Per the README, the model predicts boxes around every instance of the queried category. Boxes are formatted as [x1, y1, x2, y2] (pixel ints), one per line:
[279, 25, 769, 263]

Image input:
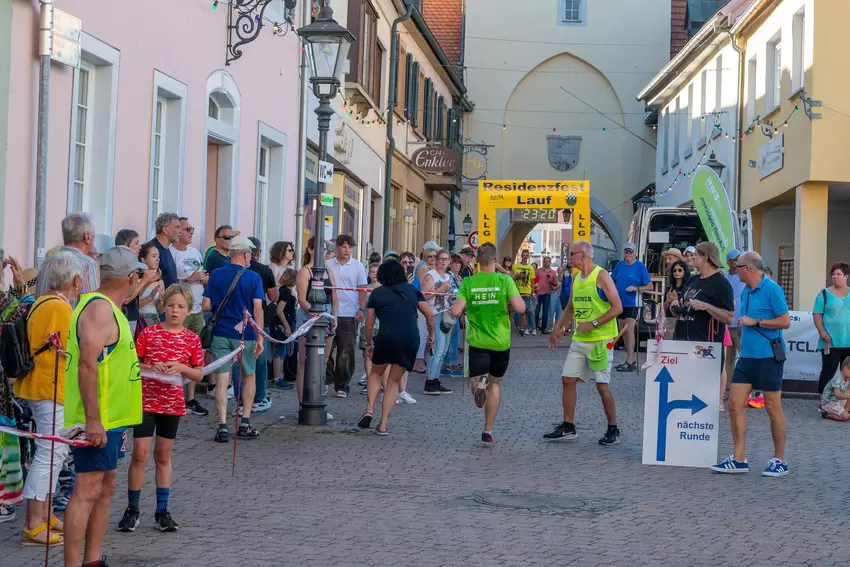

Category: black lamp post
[462, 214, 473, 235]
[705, 151, 726, 179]
[296, 0, 354, 426]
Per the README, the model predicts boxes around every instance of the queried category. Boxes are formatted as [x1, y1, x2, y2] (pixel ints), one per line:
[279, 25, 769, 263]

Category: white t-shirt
[326, 256, 368, 317]
[425, 269, 451, 310]
[170, 245, 204, 314]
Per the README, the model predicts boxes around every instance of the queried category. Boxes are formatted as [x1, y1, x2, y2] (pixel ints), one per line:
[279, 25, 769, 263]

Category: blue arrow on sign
[655, 367, 708, 462]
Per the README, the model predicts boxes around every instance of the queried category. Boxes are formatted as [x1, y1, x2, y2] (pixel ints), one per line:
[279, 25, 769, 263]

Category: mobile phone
[405, 264, 414, 277]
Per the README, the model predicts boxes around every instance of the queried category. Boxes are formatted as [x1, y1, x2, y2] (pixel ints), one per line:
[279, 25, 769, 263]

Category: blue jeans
[549, 292, 560, 326]
[514, 296, 534, 331]
[231, 331, 269, 403]
[445, 322, 460, 366]
[426, 313, 452, 379]
[535, 293, 551, 330]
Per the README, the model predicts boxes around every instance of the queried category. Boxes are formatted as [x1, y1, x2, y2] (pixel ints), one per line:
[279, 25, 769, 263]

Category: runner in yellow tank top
[544, 240, 624, 446]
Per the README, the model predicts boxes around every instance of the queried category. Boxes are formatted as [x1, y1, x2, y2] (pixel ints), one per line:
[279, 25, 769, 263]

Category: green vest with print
[571, 266, 618, 342]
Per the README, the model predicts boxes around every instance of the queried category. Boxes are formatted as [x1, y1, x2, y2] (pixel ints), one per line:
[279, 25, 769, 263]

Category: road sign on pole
[642, 340, 720, 468]
[468, 231, 479, 249]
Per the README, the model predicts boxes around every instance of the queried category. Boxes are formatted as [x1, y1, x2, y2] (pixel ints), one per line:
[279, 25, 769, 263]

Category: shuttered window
[423, 78, 432, 139]
[436, 97, 445, 143]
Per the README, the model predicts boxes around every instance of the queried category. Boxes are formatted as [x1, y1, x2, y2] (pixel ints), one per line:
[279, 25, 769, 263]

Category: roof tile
[421, 0, 463, 77]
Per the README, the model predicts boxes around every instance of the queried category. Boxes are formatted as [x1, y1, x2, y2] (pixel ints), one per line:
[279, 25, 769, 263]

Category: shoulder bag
[199, 268, 245, 349]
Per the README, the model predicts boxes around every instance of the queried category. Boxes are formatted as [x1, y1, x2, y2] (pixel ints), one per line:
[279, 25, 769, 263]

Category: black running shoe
[117, 507, 140, 532]
[480, 432, 495, 446]
[186, 399, 209, 416]
[543, 422, 578, 442]
[423, 379, 441, 395]
[214, 426, 229, 443]
[357, 413, 373, 429]
[435, 380, 453, 394]
[237, 423, 260, 438]
[599, 426, 621, 446]
[154, 508, 179, 532]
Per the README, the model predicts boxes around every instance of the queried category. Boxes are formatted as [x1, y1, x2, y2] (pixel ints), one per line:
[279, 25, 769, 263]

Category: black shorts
[132, 412, 181, 440]
[372, 336, 418, 372]
[732, 358, 784, 392]
[618, 307, 640, 320]
[468, 346, 511, 378]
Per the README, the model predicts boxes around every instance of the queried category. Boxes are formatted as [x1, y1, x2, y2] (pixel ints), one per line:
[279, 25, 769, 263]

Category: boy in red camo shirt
[117, 284, 204, 533]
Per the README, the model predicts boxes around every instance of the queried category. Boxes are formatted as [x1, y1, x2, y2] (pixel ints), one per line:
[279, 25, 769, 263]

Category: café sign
[411, 147, 459, 174]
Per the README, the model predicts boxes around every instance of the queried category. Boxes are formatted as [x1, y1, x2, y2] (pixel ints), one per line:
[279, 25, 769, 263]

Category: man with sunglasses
[171, 217, 209, 416]
[610, 243, 652, 372]
[204, 225, 238, 274]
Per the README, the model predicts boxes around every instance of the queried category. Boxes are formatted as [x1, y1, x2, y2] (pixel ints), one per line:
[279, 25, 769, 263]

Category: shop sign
[411, 147, 460, 174]
[758, 132, 784, 179]
[462, 146, 489, 182]
[320, 194, 334, 207]
[305, 149, 319, 183]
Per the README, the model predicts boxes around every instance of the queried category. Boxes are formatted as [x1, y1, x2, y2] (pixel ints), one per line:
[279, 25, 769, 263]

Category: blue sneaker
[710, 455, 749, 474]
[762, 458, 789, 477]
[270, 379, 294, 391]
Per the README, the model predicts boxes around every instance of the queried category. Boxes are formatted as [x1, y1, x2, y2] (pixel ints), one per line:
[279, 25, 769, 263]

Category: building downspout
[34, 0, 53, 267]
[382, 0, 414, 250]
[728, 29, 745, 229]
[294, 0, 311, 267]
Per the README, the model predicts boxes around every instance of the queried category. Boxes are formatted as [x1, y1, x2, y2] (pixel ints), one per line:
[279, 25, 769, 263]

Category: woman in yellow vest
[63, 246, 143, 567]
[545, 240, 624, 447]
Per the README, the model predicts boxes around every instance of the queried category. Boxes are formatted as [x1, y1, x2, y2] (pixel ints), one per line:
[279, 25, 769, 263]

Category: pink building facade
[5, 0, 301, 262]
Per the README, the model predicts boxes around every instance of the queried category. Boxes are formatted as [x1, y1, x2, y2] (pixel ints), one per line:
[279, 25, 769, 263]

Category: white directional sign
[642, 340, 720, 469]
[318, 160, 334, 184]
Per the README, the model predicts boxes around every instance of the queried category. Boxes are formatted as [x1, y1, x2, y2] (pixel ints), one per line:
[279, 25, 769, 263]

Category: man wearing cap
[459, 247, 476, 278]
[663, 248, 684, 272]
[724, 249, 747, 394]
[683, 246, 698, 275]
[63, 246, 144, 567]
[673, 242, 734, 346]
[202, 234, 265, 442]
[610, 242, 653, 371]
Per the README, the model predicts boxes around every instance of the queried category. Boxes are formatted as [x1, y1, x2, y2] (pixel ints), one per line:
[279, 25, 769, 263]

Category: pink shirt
[536, 267, 558, 294]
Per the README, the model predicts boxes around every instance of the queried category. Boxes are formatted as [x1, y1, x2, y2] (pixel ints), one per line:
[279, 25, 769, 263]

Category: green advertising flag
[690, 165, 737, 261]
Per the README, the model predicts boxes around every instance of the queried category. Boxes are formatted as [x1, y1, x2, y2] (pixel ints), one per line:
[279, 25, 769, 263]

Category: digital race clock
[510, 209, 560, 223]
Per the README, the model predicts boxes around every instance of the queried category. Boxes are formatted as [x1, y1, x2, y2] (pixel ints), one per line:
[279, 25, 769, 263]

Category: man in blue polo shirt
[610, 242, 653, 371]
[147, 212, 181, 288]
[711, 251, 790, 478]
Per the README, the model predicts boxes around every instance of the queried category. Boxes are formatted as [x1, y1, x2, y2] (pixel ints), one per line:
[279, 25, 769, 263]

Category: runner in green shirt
[451, 243, 526, 446]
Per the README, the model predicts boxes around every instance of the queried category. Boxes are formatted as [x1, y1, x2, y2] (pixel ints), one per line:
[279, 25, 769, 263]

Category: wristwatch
[592, 319, 599, 328]
[755, 319, 761, 328]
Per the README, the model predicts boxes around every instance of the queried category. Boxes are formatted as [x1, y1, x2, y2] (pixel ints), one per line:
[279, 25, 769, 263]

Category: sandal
[374, 422, 388, 436]
[49, 515, 64, 533]
[21, 523, 64, 546]
[615, 362, 636, 372]
[357, 412, 373, 429]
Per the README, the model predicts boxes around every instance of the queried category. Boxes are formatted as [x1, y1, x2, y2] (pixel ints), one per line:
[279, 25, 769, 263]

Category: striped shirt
[35, 246, 99, 304]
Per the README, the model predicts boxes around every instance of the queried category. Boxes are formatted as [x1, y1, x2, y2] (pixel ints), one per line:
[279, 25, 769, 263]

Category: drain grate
[458, 489, 620, 516]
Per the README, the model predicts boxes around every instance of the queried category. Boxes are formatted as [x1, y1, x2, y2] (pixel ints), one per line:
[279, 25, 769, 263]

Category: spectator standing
[268, 240, 295, 285]
[115, 229, 151, 334]
[611, 242, 653, 371]
[712, 251, 790, 477]
[170, 217, 209, 416]
[421, 249, 454, 395]
[724, 249, 746, 399]
[147, 212, 180, 288]
[535, 256, 558, 333]
[672, 242, 734, 347]
[202, 234, 265, 442]
[35, 213, 99, 301]
[663, 260, 691, 340]
[683, 246, 698, 275]
[14, 253, 82, 545]
[511, 249, 535, 336]
[203, 225, 237, 273]
[813, 262, 850, 398]
[663, 248, 684, 272]
[272, 268, 298, 390]
[63, 246, 144, 567]
[459, 247, 476, 278]
[137, 243, 165, 326]
[325, 234, 368, 397]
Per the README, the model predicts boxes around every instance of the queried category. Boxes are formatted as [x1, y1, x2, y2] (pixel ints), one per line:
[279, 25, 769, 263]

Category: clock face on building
[510, 209, 559, 223]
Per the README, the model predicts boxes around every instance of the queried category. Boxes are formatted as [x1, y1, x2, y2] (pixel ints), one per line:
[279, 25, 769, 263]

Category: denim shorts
[732, 357, 784, 392]
[70, 429, 127, 473]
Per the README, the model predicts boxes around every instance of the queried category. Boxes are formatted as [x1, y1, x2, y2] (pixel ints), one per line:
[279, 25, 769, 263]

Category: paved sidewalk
[1, 335, 841, 566]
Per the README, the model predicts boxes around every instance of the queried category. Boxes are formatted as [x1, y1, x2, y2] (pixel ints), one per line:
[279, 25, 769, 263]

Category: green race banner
[690, 165, 737, 261]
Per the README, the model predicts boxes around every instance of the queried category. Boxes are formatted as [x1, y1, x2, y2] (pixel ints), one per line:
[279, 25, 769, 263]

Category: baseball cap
[383, 250, 400, 261]
[684, 246, 696, 255]
[422, 240, 439, 251]
[100, 246, 147, 278]
[228, 234, 254, 251]
[460, 247, 475, 256]
[247, 236, 261, 251]
[726, 248, 742, 261]
[623, 242, 636, 252]
[695, 241, 722, 268]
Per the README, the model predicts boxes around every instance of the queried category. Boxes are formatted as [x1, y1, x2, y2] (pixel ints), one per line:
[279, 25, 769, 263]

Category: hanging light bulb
[502, 124, 506, 130]
[212, 0, 218, 8]
[602, 128, 607, 133]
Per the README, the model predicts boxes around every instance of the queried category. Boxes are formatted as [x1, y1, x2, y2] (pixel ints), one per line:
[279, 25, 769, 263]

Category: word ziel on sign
[642, 341, 720, 469]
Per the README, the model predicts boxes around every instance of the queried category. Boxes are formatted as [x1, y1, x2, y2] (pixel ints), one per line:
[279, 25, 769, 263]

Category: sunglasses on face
[287, 248, 294, 252]
[427, 254, 436, 259]
[624, 249, 635, 254]
[219, 235, 234, 241]
[673, 269, 685, 274]
[184, 227, 195, 234]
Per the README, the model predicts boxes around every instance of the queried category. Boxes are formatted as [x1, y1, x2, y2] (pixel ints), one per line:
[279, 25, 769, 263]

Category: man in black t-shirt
[674, 241, 734, 344]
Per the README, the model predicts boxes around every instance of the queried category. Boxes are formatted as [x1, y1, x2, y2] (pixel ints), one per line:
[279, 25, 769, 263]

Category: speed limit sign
[468, 231, 479, 249]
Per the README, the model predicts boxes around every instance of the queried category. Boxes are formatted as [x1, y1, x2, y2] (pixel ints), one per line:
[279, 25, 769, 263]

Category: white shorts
[823, 401, 848, 418]
[561, 339, 613, 384]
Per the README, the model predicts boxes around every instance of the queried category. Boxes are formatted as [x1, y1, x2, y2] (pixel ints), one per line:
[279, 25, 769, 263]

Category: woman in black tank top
[294, 237, 339, 404]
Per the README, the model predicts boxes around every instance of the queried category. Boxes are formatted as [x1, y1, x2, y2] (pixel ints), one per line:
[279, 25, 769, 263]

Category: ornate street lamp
[462, 214, 473, 235]
[705, 151, 726, 179]
[296, 0, 355, 426]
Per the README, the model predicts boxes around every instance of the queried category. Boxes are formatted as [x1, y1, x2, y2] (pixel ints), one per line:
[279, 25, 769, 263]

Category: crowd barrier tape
[0, 425, 93, 447]
[322, 284, 456, 297]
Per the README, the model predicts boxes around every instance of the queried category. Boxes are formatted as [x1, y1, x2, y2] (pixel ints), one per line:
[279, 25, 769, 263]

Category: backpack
[0, 297, 59, 378]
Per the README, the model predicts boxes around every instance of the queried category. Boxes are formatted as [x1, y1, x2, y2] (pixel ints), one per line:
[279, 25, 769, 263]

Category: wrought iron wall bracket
[226, 0, 297, 65]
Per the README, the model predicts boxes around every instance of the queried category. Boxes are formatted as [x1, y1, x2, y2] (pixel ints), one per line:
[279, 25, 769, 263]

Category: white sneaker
[327, 412, 334, 420]
[226, 386, 234, 400]
[254, 397, 272, 412]
[358, 373, 367, 386]
[397, 391, 417, 404]
[531, 329, 538, 336]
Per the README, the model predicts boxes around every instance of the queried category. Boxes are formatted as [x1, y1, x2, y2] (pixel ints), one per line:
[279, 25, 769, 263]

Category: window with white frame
[746, 56, 757, 123]
[149, 97, 166, 225]
[686, 84, 694, 153]
[792, 9, 805, 92]
[254, 144, 270, 255]
[208, 97, 220, 120]
[662, 107, 669, 172]
[767, 34, 782, 112]
[402, 198, 419, 253]
[71, 63, 94, 213]
[698, 70, 707, 143]
[563, 0, 581, 22]
[430, 215, 442, 247]
[672, 98, 680, 165]
[67, 33, 120, 234]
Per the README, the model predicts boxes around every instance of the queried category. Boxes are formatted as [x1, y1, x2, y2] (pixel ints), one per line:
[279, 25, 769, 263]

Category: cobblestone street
[1, 335, 841, 566]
